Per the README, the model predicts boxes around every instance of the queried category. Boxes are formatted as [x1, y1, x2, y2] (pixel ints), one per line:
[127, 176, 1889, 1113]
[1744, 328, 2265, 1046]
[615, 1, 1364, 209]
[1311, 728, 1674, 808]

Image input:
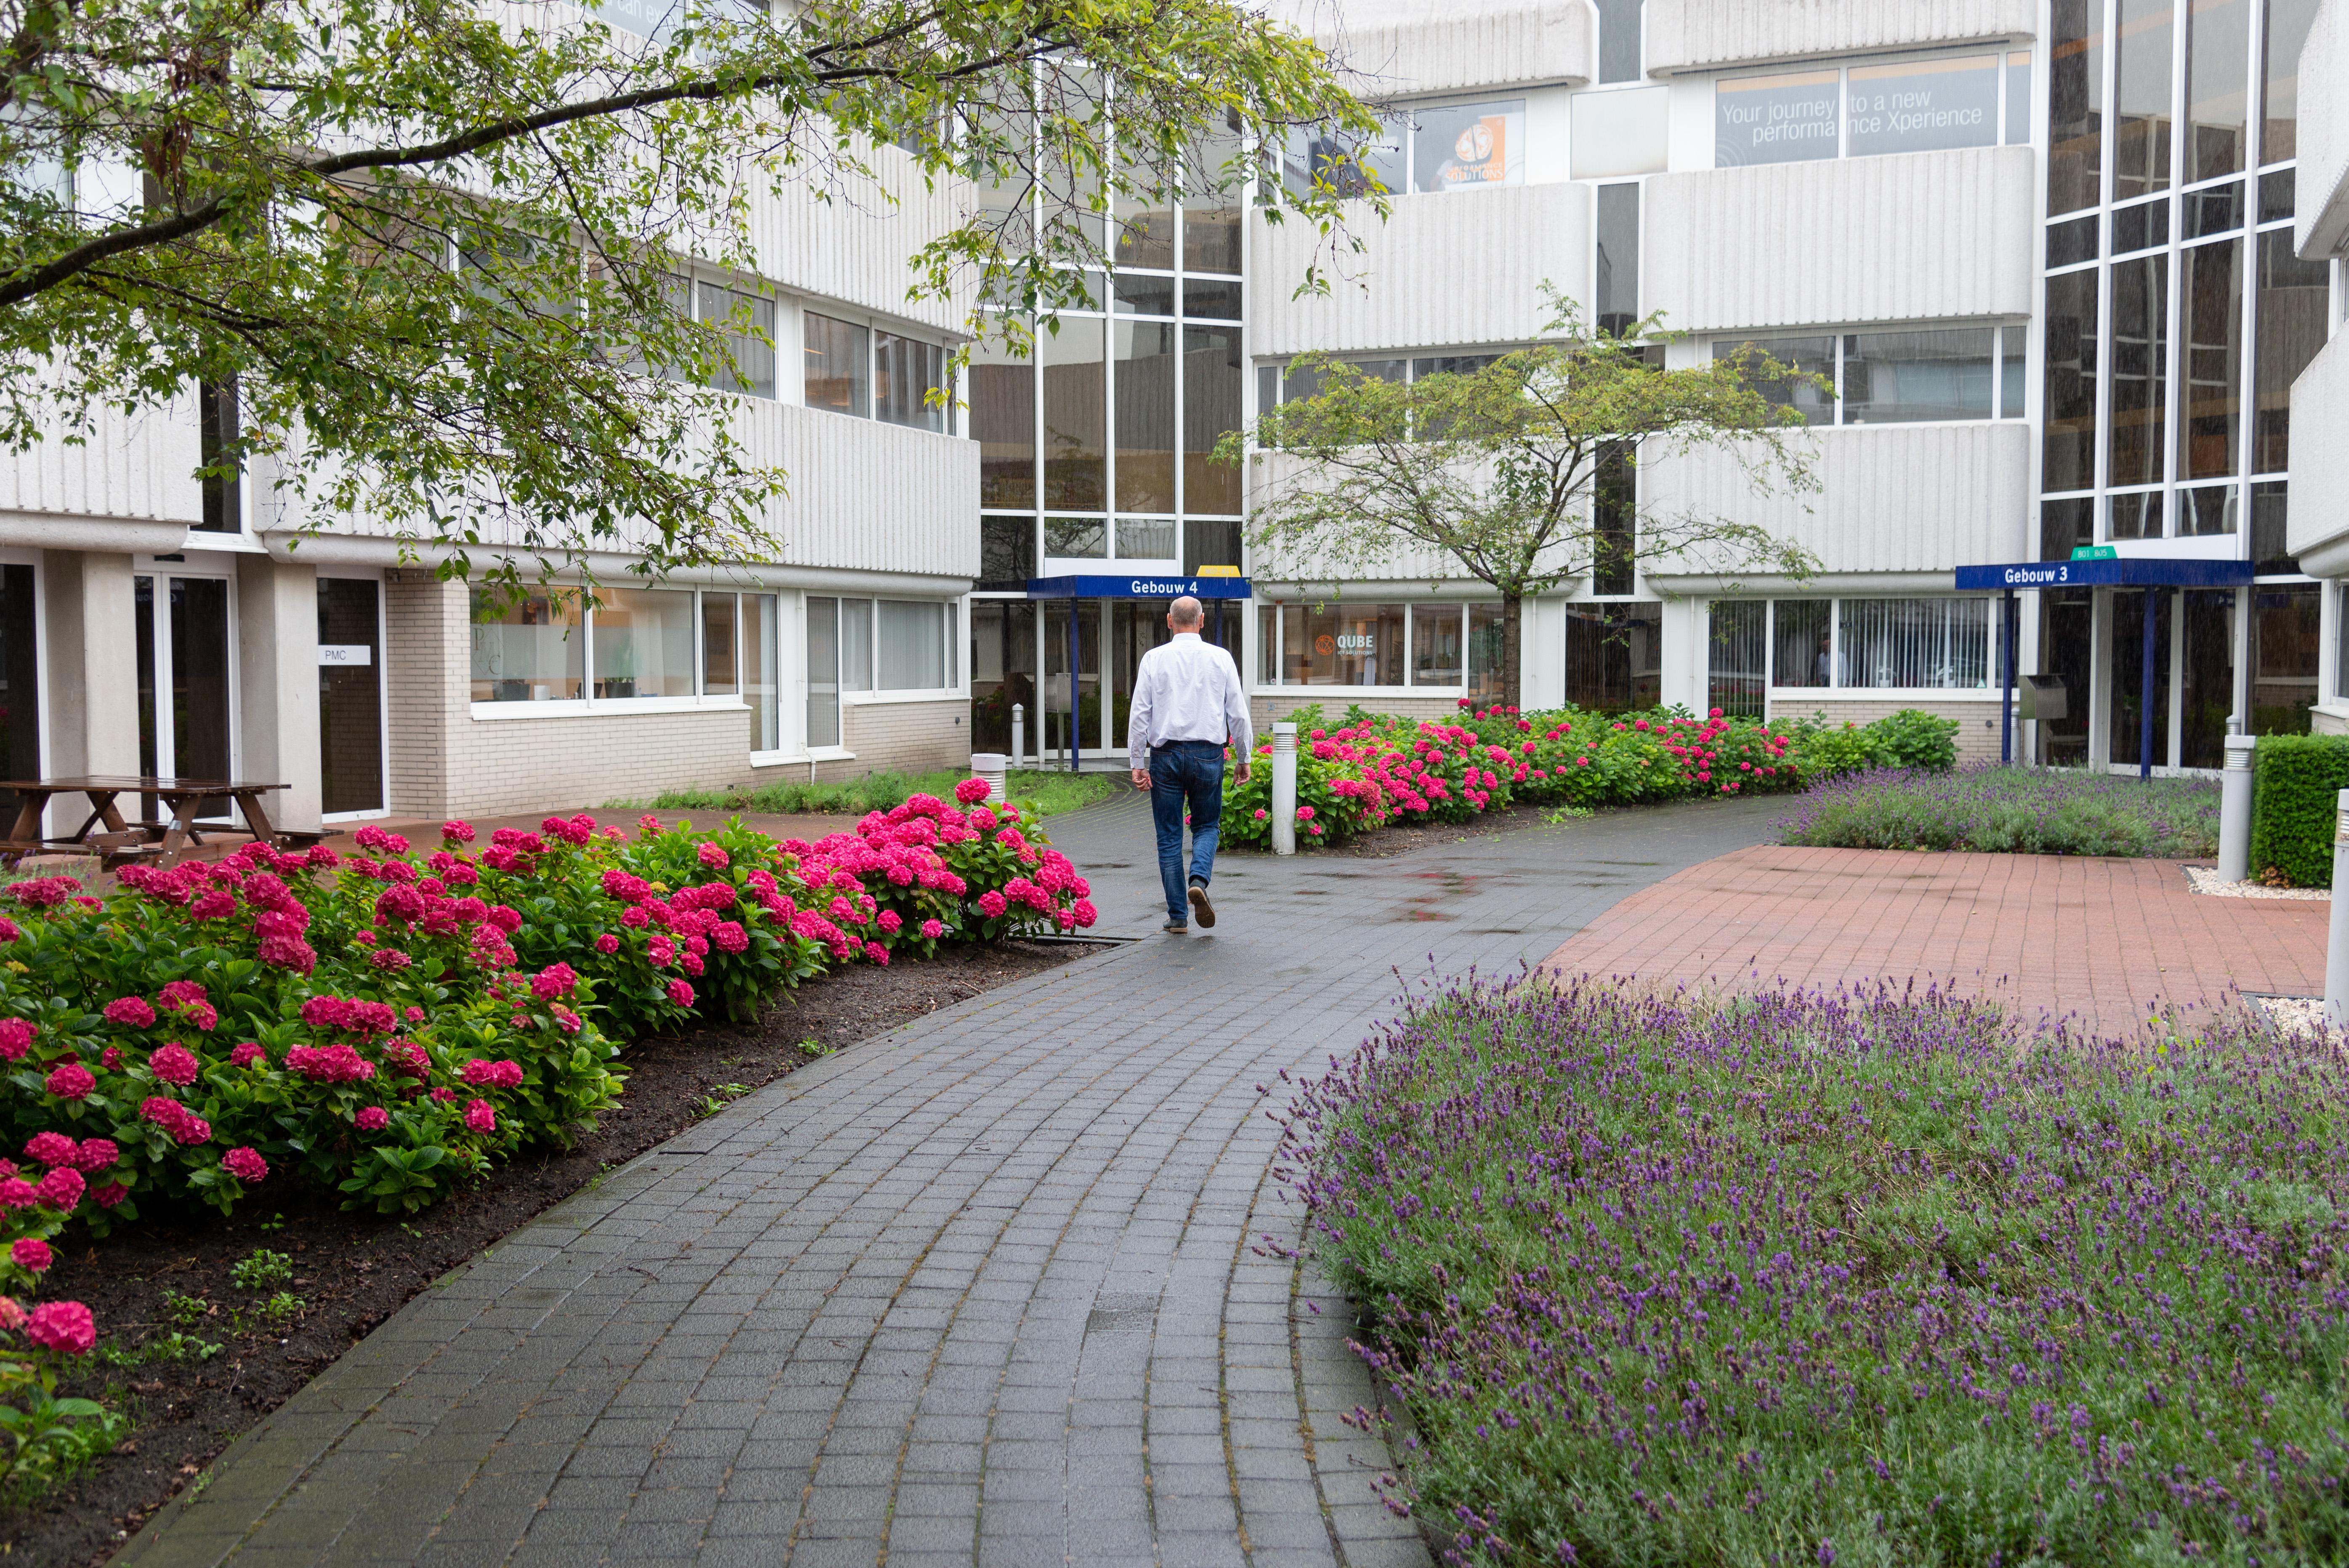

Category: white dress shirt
[1126, 633, 1254, 769]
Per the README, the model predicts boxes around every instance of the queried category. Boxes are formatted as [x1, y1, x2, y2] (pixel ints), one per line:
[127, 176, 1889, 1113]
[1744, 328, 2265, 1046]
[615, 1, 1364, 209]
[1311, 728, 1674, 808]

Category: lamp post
[1271, 724, 1297, 856]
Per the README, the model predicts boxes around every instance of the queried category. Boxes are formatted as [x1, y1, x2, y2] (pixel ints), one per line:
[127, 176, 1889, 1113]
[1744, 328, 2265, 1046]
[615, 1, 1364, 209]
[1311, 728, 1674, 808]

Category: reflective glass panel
[469, 587, 583, 702]
[2185, 0, 2251, 182]
[1716, 71, 1840, 167]
[1845, 56, 1999, 157]
[2179, 237, 2244, 479]
[1842, 327, 1995, 423]
[1412, 99, 1527, 191]
[592, 588, 695, 699]
[2048, 0, 2106, 215]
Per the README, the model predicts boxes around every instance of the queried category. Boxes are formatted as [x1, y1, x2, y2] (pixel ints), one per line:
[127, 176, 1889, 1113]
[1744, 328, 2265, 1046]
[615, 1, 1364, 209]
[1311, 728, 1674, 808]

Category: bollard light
[1011, 704, 1024, 771]
[2327, 789, 2349, 1032]
[969, 752, 1008, 804]
[2218, 734, 2256, 884]
[1271, 723, 1298, 856]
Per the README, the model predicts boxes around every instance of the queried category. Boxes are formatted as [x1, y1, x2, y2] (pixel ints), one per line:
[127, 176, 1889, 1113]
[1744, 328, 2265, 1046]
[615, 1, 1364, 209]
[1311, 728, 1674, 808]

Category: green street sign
[2070, 545, 2118, 561]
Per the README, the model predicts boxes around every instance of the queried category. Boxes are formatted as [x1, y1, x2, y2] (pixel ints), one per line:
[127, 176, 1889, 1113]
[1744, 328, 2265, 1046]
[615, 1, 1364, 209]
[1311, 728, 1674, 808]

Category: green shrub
[2249, 733, 2349, 886]
[1786, 707, 1961, 781]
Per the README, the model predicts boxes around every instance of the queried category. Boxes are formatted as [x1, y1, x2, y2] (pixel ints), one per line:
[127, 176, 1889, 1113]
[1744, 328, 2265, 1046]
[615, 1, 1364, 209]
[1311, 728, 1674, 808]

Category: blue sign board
[1025, 574, 1253, 601]
[1954, 557, 2256, 591]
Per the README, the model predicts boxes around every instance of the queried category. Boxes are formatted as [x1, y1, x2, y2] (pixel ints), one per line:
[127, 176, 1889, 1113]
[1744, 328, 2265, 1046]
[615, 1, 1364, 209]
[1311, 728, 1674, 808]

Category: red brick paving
[1540, 845, 2330, 1038]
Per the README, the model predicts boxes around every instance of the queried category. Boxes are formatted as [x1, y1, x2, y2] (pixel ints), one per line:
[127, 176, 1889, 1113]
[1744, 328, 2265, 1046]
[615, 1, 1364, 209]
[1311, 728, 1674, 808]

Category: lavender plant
[1779, 765, 2221, 858]
[1282, 977, 2349, 1565]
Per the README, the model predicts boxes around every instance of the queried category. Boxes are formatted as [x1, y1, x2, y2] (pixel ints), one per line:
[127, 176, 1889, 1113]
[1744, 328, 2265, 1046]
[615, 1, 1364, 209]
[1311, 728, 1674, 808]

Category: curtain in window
[1837, 598, 1991, 688]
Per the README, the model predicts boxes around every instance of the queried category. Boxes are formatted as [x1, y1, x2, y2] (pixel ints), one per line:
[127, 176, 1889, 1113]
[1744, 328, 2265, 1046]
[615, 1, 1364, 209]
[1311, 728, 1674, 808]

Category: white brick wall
[1766, 694, 2008, 765]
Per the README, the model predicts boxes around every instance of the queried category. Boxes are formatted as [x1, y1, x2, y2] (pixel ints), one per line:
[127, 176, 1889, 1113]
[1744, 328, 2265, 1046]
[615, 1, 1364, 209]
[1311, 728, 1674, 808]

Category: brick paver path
[121, 795, 1789, 1568]
[1540, 844, 2329, 1035]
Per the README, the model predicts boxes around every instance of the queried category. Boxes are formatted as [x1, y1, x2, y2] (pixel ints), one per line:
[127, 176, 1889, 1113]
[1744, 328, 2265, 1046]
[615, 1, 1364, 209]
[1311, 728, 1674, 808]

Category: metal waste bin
[2019, 673, 2067, 723]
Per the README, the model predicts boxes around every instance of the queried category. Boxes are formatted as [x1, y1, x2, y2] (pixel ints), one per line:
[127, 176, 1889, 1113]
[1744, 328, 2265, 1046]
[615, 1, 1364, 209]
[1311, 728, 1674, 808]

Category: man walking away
[1127, 596, 1253, 934]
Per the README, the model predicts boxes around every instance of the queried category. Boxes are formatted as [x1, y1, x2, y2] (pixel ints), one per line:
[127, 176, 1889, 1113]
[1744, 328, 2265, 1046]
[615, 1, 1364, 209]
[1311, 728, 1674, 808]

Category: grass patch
[1778, 763, 2220, 856]
[625, 768, 1118, 821]
[1288, 977, 2349, 1566]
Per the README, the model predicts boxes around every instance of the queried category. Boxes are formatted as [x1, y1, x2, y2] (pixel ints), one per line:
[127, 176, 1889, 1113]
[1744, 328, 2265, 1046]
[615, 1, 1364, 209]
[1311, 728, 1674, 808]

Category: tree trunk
[1500, 591, 1522, 713]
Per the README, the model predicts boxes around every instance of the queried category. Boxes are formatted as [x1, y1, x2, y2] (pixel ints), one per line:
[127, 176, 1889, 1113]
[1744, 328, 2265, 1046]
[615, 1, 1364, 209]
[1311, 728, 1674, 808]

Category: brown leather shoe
[1188, 882, 1215, 929]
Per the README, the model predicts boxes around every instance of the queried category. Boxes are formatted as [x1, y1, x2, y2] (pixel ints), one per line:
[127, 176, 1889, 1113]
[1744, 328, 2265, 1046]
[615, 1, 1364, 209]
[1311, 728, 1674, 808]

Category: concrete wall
[745, 144, 972, 338]
[1644, 146, 2035, 333]
[38, 551, 141, 789]
[1644, 0, 2037, 75]
[1641, 422, 2033, 579]
[1268, 0, 1594, 96]
[1247, 182, 1592, 359]
[2298, 0, 2347, 258]
[0, 393, 201, 528]
[1767, 693, 2008, 765]
[2287, 334, 2349, 571]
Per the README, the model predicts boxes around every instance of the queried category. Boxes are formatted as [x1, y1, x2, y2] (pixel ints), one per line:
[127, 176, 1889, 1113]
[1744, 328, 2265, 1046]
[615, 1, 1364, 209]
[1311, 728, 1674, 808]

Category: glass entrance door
[1040, 601, 1101, 763]
[318, 578, 384, 815]
[135, 574, 235, 817]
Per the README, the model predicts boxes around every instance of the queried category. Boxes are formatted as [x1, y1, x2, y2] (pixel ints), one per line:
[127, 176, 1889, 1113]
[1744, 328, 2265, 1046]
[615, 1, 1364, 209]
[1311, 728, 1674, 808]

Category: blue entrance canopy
[1954, 557, 2255, 591]
[1024, 574, 1252, 600]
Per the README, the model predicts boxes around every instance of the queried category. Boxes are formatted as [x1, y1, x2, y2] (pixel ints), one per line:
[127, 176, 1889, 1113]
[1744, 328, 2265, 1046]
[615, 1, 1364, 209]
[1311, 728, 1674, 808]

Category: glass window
[1412, 603, 1462, 686]
[1594, 184, 1639, 335]
[2252, 479, 2295, 574]
[1409, 354, 1502, 381]
[1115, 517, 1175, 560]
[1707, 600, 1765, 717]
[2000, 324, 2027, 417]
[973, 334, 1035, 509]
[2113, 0, 2175, 201]
[1771, 599, 1832, 688]
[2254, 229, 2328, 471]
[2004, 50, 2032, 145]
[1258, 603, 1280, 684]
[469, 587, 583, 702]
[1715, 71, 1840, 167]
[1112, 165, 1177, 272]
[2106, 254, 2169, 487]
[806, 595, 839, 748]
[698, 282, 775, 398]
[701, 592, 738, 695]
[1113, 271, 1178, 317]
[1594, 445, 1635, 594]
[747, 593, 779, 752]
[1184, 518, 1243, 575]
[2042, 268, 2100, 491]
[1041, 317, 1106, 510]
[2185, 0, 2251, 183]
[1411, 100, 1527, 192]
[1713, 335, 1836, 425]
[2179, 237, 2244, 479]
[1571, 88, 1668, 180]
[2048, 0, 2105, 215]
[1594, 0, 1643, 83]
[2048, 213, 2100, 268]
[1182, 115, 1245, 274]
[593, 587, 694, 699]
[1279, 601, 1407, 685]
[1114, 319, 1176, 513]
[1281, 118, 1406, 199]
[1044, 516, 1107, 558]
[804, 312, 869, 415]
[1567, 602, 1663, 713]
[196, 380, 239, 533]
[2184, 180, 2246, 237]
[2260, 166, 2296, 220]
[1838, 598, 1991, 688]
[2178, 481, 2238, 534]
[0, 566, 37, 810]
[1842, 327, 1995, 423]
[840, 598, 872, 692]
[878, 601, 947, 690]
[875, 332, 947, 431]
[2262, 0, 2320, 164]
[2113, 197, 2171, 253]
[2042, 496, 2096, 558]
[2252, 583, 2319, 734]
[2109, 489, 2164, 539]
[1467, 603, 1506, 704]
[1183, 323, 1243, 517]
[981, 515, 1036, 584]
[1182, 281, 1241, 321]
[1845, 56, 1998, 158]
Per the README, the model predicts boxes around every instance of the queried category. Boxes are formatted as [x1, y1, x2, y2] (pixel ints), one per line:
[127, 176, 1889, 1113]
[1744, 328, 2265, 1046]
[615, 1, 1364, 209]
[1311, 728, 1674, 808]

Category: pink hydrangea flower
[463, 1099, 496, 1133]
[0, 1297, 22, 1329]
[74, 1139, 117, 1172]
[978, 890, 1007, 919]
[23, 1133, 74, 1169]
[230, 1042, 264, 1068]
[594, 933, 619, 955]
[954, 777, 992, 804]
[221, 1147, 268, 1183]
[43, 1064, 94, 1101]
[531, 962, 578, 1000]
[920, 918, 945, 940]
[0, 1019, 31, 1061]
[34, 1167, 82, 1209]
[460, 1059, 524, 1090]
[865, 941, 889, 965]
[666, 980, 694, 1008]
[101, 996, 156, 1029]
[93, 1183, 128, 1208]
[697, 841, 730, 870]
[27, 1300, 94, 1355]
[355, 1106, 390, 1132]
[9, 1239, 47, 1274]
[148, 1044, 201, 1087]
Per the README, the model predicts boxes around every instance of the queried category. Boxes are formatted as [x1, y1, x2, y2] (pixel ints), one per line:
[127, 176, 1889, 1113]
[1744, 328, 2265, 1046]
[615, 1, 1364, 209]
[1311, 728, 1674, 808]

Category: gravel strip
[2184, 866, 2330, 901]
[2261, 996, 2339, 1037]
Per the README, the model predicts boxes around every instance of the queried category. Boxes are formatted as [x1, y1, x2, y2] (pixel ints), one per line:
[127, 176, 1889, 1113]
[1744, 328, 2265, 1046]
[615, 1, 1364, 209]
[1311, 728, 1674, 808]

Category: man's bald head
[1169, 596, 1204, 630]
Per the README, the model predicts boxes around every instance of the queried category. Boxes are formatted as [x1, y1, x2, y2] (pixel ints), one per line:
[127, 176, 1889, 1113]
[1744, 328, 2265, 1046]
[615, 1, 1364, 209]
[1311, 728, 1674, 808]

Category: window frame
[468, 584, 762, 721]
[1711, 47, 2036, 170]
[1707, 322, 2029, 427]
[801, 592, 968, 710]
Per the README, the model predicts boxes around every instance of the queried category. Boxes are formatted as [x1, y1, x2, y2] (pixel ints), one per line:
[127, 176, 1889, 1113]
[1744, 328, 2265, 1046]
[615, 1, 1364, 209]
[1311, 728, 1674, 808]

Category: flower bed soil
[5, 938, 1103, 1567]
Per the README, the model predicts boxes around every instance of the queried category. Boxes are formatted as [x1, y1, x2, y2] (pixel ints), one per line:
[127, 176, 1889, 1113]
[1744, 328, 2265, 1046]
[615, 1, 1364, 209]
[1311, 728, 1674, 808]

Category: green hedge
[2249, 733, 2349, 886]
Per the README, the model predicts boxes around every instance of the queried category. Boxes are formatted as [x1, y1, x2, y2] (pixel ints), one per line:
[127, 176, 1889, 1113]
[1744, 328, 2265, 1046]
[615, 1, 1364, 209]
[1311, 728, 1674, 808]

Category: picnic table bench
[0, 776, 293, 871]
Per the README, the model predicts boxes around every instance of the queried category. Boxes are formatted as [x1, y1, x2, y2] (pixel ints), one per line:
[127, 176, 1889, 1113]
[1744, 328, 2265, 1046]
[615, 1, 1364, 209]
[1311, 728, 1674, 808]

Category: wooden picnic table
[0, 776, 291, 870]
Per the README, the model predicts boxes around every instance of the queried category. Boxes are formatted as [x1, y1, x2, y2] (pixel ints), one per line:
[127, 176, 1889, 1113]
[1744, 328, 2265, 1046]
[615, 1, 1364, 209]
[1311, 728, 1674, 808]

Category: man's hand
[1235, 762, 1252, 785]
[1131, 768, 1151, 790]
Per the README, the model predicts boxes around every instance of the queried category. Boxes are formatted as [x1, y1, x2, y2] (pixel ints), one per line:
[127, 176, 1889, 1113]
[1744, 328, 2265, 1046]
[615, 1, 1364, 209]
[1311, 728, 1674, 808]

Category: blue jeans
[1149, 740, 1225, 925]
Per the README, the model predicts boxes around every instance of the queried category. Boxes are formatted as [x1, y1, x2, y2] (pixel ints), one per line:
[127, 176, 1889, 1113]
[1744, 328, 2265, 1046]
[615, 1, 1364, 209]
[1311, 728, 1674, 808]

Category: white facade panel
[745, 146, 972, 338]
[2287, 335, 2349, 573]
[745, 401, 980, 579]
[1644, 146, 2034, 333]
[1246, 182, 1593, 359]
[1269, 0, 1593, 96]
[1644, 0, 2036, 76]
[1639, 421, 2031, 578]
[2298, 0, 2349, 258]
[0, 391, 202, 525]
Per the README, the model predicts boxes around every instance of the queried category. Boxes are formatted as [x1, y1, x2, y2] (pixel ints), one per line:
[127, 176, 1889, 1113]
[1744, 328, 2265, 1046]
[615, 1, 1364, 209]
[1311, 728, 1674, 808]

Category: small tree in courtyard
[1218, 290, 1824, 713]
